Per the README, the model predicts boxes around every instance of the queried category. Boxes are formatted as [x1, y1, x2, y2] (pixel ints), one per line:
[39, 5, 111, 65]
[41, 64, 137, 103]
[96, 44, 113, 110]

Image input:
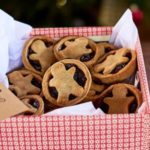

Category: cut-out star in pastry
[8, 71, 41, 97]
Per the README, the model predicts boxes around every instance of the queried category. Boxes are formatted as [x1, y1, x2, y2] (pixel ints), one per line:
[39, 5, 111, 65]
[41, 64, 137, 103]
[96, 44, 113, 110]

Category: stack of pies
[7, 35, 142, 115]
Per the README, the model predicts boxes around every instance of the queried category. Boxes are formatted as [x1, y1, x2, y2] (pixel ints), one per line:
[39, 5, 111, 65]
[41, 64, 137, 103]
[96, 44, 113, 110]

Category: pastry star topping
[103, 84, 134, 114]
[49, 62, 84, 104]
[60, 37, 92, 59]
[94, 48, 130, 74]
[9, 71, 40, 97]
[29, 40, 54, 72]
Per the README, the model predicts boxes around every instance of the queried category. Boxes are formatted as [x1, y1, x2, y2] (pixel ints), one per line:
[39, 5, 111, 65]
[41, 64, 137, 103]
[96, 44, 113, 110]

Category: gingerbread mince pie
[53, 36, 103, 68]
[96, 42, 118, 63]
[8, 70, 42, 97]
[92, 48, 137, 84]
[93, 83, 142, 114]
[97, 42, 117, 55]
[22, 36, 56, 75]
[83, 79, 107, 102]
[42, 59, 92, 107]
[21, 95, 44, 115]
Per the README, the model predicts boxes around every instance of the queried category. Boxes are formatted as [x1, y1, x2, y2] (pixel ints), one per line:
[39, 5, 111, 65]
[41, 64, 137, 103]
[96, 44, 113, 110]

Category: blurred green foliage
[1, 0, 100, 27]
[0, 0, 150, 27]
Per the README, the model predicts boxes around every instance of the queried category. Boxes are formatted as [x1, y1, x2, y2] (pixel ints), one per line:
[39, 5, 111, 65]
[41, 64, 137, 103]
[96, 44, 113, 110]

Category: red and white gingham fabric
[0, 27, 150, 150]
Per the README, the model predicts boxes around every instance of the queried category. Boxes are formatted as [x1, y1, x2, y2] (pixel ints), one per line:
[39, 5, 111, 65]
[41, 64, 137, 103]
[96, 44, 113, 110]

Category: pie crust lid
[42, 59, 92, 107]
[53, 36, 103, 67]
[22, 36, 56, 75]
[93, 83, 142, 114]
[8, 69, 42, 97]
[92, 48, 137, 84]
[21, 95, 44, 115]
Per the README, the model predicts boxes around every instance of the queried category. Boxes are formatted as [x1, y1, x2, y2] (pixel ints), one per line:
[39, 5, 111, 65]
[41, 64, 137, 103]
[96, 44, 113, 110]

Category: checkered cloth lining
[0, 27, 149, 150]
[0, 115, 149, 150]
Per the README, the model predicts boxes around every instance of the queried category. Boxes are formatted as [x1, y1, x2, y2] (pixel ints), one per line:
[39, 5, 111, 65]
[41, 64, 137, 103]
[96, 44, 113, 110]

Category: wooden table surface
[141, 42, 150, 87]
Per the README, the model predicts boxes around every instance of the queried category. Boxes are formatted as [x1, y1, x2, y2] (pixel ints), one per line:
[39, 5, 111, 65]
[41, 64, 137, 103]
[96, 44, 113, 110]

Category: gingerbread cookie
[22, 36, 56, 75]
[94, 84, 142, 114]
[42, 59, 92, 107]
[92, 48, 136, 84]
[53, 36, 103, 68]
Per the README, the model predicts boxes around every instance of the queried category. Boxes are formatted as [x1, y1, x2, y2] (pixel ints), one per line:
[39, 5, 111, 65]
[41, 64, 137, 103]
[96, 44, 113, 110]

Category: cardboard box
[0, 27, 149, 150]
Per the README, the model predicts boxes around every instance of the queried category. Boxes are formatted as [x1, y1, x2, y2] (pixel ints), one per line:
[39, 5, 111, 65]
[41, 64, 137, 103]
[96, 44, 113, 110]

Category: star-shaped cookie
[8, 70, 42, 97]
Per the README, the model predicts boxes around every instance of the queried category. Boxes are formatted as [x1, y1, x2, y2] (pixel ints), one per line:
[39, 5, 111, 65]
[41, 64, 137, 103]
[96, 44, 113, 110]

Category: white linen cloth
[0, 9, 32, 87]
[44, 102, 105, 115]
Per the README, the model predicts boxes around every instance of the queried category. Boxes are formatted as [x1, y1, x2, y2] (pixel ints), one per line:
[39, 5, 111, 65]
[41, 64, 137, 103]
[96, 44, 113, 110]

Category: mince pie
[8, 70, 42, 97]
[22, 36, 56, 75]
[21, 95, 44, 115]
[42, 59, 92, 107]
[94, 84, 142, 114]
[84, 79, 107, 102]
[97, 42, 117, 55]
[92, 48, 136, 84]
[53, 36, 103, 67]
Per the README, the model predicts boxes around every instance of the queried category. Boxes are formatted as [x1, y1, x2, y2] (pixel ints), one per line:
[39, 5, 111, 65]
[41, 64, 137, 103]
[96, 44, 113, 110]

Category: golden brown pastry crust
[97, 42, 117, 54]
[92, 48, 137, 84]
[8, 69, 42, 97]
[22, 36, 56, 75]
[83, 80, 107, 102]
[93, 83, 142, 114]
[42, 59, 92, 107]
[21, 95, 44, 115]
[53, 36, 103, 68]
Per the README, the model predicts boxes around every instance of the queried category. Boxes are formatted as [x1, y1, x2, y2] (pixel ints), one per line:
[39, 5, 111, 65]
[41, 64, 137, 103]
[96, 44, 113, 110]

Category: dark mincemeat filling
[129, 100, 138, 113]
[49, 87, 58, 99]
[80, 51, 95, 62]
[74, 67, 87, 87]
[100, 91, 113, 113]
[28, 48, 42, 71]
[49, 87, 77, 101]
[127, 90, 138, 113]
[45, 41, 53, 47]
[58, 43, 66, 51]
[49, 63, 87, 100]
[29, 99, 40, 109]
[10, 89, 17, 96]
[31, 77, 42, 89]
[24, 99, 39, 115]
[105, 47, 113, 53]
[80, 44, 94, 62]
[65, 64, 87, 87]
[69, 94, 77, 100]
